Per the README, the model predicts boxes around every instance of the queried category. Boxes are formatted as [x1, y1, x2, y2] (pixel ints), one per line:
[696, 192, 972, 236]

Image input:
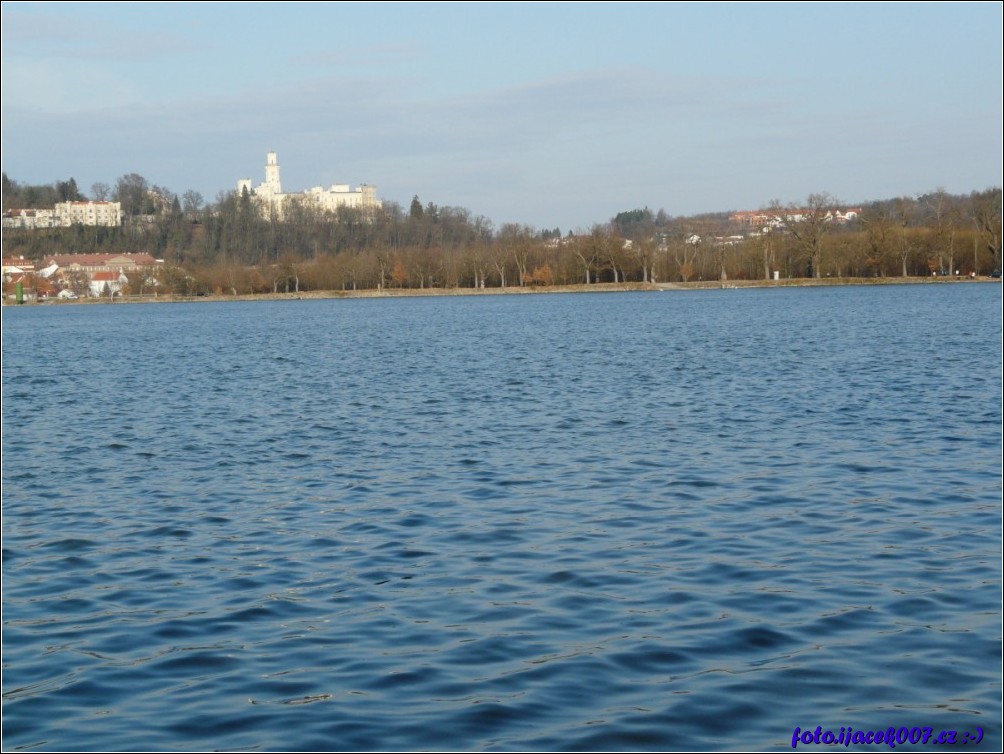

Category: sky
[2, 1, 1001, 232]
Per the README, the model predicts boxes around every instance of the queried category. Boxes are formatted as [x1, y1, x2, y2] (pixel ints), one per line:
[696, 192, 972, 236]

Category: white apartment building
[237, 151, 381, 217]
[2, 201, 122, 229]
[2, 208, 57, 229]
[55, 201, 122, 227]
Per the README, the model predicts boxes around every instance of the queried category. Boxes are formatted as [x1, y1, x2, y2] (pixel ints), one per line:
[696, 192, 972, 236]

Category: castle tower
[264, 151, 282, 195]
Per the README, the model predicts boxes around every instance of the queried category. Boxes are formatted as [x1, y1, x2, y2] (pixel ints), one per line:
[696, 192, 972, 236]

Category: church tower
[264, 151, 282, 195]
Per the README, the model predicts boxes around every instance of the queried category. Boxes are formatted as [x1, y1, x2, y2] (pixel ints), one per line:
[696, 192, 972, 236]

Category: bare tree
[497, 224, 535, 287]
[573, 230, 608, 284]
[760, 229, 776, 280]
[672, 233, 702, 282]
[926, 188, 960, 276]
[769, 193, 839, 278]
[113, 173, 155, 216]
[64, 269, 90, 297]
[632, 238, 657, 283]
[489, 243, 511, 288]
[390, 257, 408, 288]
[971, 188, 1002, 274]
[91, 182, 111, 201]
[182, 190, 204, 215]
[604, 237, 628, 283]
[895, 196, 917, 277]
[467, 241, 490, 288]
[859, 203, 898, 277]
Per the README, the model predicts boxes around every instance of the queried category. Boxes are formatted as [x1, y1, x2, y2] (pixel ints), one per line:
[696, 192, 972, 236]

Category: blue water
[2, 285, 1001, 751]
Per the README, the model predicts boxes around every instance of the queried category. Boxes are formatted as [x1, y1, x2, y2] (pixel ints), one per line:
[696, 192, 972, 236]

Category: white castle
[236, 151, 381, 216]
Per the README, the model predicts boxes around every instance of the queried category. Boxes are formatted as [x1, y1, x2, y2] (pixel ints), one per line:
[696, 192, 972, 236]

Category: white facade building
[3, 208, 57, 229]
[2, 202, 122, 229]
[237, 151, 381, 217]
[55, 201, 122, 227]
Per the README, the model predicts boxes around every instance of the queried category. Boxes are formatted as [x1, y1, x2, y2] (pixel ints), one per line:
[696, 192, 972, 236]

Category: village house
[88, 270, 129, 297]
[729, 208, 862, 228]
[38, 253, 163, 297]
[2, 256, 37, 278]
[2, 255, 37, 298]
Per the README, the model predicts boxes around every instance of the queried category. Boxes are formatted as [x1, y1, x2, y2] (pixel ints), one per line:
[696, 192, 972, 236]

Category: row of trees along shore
[3, 172, 1001, 296]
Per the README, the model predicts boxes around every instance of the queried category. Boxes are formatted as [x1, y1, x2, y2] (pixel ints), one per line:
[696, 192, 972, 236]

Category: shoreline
[6, 275, 999, 307]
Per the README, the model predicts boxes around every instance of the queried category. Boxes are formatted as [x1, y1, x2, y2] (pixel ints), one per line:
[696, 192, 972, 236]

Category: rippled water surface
[3, 285, 1001, 751]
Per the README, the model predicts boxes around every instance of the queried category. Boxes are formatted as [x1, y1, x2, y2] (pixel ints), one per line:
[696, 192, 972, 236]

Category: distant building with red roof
[36, 253, 162, 297]
[88, 270, 129, 297]
[730, 208, 862, 228]
[42, 253, 160, 273]
[2, 256, 36, 275]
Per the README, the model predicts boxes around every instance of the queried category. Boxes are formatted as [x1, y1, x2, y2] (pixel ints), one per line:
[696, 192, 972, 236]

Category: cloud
[2, 7, 199, 113]
[2, 62, 998, 230]
[2, 59, 141, 112]
[288, 42, 425, 69]
[1, 9, 195, 62]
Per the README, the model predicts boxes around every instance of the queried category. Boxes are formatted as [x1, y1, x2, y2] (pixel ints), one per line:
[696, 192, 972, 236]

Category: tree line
[3, 171, 1000, 295]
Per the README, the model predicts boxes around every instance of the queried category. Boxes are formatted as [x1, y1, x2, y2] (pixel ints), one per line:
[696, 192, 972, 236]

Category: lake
[2, 284, 1001, 751]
